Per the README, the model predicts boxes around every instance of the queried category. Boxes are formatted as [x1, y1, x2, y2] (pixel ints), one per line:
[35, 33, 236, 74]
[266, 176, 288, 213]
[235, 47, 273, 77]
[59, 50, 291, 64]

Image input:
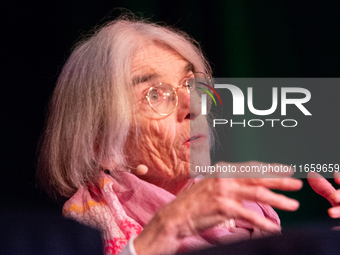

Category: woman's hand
[134, 161, 303, 255]
[308, 171, 340, 218]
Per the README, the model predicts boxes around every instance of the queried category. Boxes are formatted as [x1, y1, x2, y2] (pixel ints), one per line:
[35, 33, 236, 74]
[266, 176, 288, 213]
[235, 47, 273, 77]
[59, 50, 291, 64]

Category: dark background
[2, 0, 340, 228]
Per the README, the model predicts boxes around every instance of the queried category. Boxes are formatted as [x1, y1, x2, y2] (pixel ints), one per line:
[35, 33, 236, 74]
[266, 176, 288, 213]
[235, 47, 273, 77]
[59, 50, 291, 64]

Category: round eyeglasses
[143, 72, 211, 117]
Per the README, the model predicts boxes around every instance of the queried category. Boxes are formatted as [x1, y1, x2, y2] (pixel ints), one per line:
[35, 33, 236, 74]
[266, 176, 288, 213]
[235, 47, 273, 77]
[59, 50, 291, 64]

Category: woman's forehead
[130, 43, 193, 85]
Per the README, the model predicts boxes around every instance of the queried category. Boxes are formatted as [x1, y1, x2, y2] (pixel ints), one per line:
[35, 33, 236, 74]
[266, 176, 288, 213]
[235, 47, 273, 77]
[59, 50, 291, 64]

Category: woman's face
[126, 42, 211, 194]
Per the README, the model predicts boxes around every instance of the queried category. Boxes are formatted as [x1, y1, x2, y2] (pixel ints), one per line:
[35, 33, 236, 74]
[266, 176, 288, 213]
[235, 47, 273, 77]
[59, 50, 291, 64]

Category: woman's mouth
[189, 136, 200, 141]
[184, 135, 205, 146]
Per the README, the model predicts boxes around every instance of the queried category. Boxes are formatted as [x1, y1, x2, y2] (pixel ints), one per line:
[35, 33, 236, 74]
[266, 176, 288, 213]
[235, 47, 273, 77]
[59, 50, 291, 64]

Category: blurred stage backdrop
[2, 0, 340, 228]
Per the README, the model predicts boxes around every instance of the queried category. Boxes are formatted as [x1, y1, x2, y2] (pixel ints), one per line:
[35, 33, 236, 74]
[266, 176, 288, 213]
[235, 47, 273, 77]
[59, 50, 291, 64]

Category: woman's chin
[190, 143, 211, 173]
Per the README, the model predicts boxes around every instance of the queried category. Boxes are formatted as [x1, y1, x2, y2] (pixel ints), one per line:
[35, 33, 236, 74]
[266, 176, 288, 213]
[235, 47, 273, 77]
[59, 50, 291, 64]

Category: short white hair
[37, 15, 213, 199]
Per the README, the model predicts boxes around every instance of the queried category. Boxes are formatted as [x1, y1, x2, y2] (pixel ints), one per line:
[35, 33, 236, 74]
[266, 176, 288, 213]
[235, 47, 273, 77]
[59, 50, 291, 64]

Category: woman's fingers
[334, 172, 340, 185]
[239, 177, 303, 191]
[220, 200, 281, 232]
[328, 206, 340, 218]
[329, 189, 340, 205]
[228, 183, 300, 211]
[307, 172, 340, 219]
[307, 172, 336, 205]
[164, 167, 302, 239]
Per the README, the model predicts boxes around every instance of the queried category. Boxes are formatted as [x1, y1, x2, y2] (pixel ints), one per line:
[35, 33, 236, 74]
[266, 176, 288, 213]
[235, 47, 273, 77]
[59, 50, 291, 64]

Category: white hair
[37, 15, 213, 200]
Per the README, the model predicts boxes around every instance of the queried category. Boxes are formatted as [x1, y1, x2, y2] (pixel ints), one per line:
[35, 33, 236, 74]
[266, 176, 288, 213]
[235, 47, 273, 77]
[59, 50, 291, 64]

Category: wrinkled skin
[123, 42, 302, 255]
[125, 42, 211, 195]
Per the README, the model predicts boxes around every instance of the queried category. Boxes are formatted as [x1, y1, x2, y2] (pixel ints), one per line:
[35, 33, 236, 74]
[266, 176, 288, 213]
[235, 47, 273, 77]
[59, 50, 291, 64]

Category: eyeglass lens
[147, 73, 211, 116]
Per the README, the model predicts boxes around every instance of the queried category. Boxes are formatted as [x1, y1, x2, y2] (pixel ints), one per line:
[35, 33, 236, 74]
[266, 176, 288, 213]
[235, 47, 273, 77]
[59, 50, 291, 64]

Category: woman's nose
[176, 87, 201, 121]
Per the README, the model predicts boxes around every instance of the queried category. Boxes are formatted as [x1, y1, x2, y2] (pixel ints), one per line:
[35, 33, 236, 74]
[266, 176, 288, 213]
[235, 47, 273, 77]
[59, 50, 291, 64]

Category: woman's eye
[149, 89, 159, 101]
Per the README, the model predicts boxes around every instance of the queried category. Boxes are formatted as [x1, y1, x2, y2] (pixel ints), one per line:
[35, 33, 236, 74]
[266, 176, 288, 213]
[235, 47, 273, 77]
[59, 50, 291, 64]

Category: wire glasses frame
[144, 72, 211, 116]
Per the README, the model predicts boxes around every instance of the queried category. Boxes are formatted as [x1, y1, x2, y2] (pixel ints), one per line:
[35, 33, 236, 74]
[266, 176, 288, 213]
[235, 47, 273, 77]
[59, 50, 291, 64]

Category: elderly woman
[38, 16, 303, 255]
